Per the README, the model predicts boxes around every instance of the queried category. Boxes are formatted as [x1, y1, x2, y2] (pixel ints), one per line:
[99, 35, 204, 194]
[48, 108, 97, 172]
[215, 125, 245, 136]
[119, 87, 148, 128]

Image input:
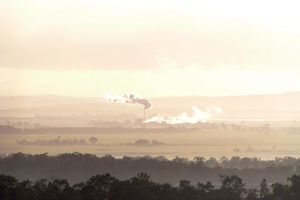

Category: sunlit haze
[1, 0, 300, 97]
[2, 1, 300, 194]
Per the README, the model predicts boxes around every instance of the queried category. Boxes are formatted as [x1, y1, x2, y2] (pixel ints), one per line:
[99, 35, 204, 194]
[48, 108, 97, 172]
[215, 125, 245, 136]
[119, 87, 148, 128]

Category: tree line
[1, 153, 299, 186]
[1, 172, 300, 200]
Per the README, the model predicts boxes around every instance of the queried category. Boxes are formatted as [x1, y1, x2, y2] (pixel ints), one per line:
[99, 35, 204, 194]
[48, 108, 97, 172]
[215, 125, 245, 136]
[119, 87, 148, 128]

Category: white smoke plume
[104, 93, 152, 109]
[144, 106, 223, 124]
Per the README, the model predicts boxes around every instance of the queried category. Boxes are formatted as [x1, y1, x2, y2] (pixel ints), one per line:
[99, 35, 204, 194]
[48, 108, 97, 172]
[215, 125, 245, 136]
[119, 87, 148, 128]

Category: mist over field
[1, 1, 300, 199]
[1, 93, 300, 160]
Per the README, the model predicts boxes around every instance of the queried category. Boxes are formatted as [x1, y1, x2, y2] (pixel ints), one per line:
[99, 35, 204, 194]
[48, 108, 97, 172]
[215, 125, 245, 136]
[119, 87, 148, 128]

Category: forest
[1, 153, 300, 187]
[1, 172, 300, 200]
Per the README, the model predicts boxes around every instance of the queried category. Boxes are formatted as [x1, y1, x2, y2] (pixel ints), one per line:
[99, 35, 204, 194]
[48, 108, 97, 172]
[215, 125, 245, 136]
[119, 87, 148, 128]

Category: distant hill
[0, 95, 102, 108]
[151, 92, 300, 120]
[0, 92, 300, 120]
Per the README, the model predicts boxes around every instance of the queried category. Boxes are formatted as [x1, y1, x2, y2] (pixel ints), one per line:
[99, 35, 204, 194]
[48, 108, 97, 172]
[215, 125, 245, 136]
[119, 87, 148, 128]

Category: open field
[1, 127, 300, 160]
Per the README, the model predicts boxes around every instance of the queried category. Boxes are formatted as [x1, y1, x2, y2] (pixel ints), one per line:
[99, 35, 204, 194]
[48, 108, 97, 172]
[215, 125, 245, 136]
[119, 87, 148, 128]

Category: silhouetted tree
[15, 180, 35, 200]
[193, 156, 205, 167]
[1, 153, 300, 187]
[89, 137, 98, 145]
[288, 175, 300, 200]
[1, 173, 300, 200]
[197, 181, 215, 199]
[259, 179, 270, 199]
[245, 189, 258, 200]
[0, 174, 18, 200]
[272, 182, 291, 200]
[220, 175, 246, 200]
[80, 173, 117, 200]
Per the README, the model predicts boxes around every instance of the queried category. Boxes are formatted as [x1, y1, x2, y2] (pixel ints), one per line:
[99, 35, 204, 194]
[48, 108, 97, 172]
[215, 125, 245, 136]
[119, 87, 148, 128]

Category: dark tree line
[1, 153, 299, 187]
[1, 173, 300, 200]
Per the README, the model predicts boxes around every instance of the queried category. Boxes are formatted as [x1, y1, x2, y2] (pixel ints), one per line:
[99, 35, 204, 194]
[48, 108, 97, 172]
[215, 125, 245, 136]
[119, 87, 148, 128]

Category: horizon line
[1, 90, 299, 99]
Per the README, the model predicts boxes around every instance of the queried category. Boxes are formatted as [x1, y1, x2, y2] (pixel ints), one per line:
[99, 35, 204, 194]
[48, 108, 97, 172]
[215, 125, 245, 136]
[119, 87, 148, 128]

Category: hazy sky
[1, 0, 300, 97]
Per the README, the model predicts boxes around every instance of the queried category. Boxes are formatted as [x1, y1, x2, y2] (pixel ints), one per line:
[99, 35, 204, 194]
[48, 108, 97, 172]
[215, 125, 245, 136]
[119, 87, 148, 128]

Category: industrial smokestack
[104, 93, 151, 109]
[104, 93, 152, 119]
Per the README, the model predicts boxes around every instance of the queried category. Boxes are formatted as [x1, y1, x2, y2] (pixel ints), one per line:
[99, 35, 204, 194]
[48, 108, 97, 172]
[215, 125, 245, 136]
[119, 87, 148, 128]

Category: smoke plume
[144, 106, 222, 124]
[104, 93, 151, 109]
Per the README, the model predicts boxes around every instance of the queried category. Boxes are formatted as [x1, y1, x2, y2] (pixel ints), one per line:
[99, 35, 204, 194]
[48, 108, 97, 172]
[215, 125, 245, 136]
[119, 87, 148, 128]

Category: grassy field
[1, 128, 300, 160]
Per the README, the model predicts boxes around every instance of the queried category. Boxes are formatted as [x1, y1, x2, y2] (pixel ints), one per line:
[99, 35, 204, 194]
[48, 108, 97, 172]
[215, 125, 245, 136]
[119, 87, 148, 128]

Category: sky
[1, 0, 300, 97]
